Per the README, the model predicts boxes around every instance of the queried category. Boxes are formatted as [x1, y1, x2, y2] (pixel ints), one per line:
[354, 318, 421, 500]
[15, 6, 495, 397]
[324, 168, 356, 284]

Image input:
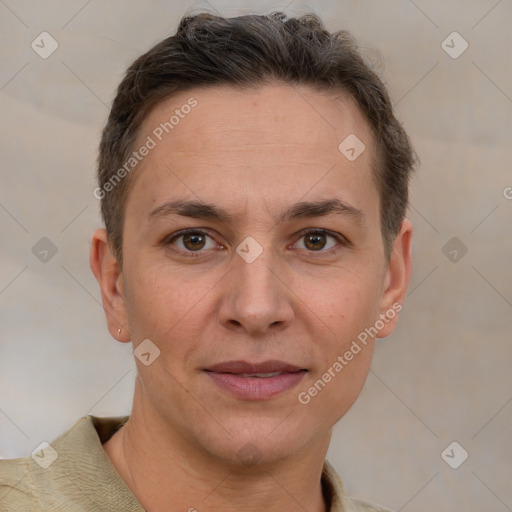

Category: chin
[194, 416, 315, 468]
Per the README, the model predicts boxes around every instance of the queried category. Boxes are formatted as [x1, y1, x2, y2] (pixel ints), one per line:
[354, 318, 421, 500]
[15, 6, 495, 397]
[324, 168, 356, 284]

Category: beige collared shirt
[0, 416, 392, 511]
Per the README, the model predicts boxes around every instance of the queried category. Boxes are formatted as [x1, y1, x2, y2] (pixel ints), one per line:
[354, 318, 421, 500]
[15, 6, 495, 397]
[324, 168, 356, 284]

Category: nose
[217, 248, 295, 337]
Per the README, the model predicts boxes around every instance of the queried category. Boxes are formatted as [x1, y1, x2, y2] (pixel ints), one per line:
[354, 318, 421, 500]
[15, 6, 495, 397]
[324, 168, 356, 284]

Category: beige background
[1, 1, 511, 510]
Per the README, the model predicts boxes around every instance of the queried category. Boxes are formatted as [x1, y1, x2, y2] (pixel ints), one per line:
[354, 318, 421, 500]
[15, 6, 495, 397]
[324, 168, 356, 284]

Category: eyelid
[293, 227, 349, 242]
[291, 228, 349, 252]
[165, 228, 222, 248]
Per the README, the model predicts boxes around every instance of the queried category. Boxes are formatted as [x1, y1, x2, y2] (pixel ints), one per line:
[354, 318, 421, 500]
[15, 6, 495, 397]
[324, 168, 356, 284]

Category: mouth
[203, 360, 308, 400]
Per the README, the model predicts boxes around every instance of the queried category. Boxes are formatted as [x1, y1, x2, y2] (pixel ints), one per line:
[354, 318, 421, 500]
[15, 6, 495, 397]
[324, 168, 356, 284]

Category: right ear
[90, 228, 131, 342]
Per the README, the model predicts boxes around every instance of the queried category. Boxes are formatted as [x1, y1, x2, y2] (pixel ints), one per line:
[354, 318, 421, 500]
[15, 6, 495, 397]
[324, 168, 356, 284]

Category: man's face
[111, 84, 408, 463]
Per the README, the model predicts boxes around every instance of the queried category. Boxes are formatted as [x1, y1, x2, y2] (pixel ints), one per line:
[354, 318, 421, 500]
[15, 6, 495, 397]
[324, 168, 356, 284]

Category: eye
[164, 228, 346, 257]
[294, 229, 344, 253]
[167, 230, 220, 253]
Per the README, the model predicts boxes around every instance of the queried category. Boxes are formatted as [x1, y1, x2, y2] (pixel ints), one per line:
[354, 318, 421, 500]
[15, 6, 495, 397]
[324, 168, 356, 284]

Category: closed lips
[204, 360, 308, 399]
[204, 360, 307, 374]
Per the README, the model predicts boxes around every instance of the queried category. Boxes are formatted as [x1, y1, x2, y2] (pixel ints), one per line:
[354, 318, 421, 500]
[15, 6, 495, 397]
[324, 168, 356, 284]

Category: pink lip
[204, 360, 307, 400]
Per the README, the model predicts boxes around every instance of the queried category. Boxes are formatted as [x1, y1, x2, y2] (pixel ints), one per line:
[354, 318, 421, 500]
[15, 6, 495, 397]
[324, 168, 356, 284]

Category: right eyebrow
[148, 199, 236, 223]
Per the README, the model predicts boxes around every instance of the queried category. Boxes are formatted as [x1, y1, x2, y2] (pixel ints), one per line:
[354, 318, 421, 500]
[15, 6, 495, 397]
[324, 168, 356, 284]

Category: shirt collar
[54, 415, 355, 512]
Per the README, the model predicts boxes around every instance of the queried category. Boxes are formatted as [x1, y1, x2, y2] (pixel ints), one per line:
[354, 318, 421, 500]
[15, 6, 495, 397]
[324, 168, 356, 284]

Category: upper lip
[204, 360, 306, 374]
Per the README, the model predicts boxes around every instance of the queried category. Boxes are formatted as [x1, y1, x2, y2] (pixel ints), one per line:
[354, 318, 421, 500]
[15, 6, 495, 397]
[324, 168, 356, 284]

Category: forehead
[137, 83, 373, 157]
[126, 83, 378, 224]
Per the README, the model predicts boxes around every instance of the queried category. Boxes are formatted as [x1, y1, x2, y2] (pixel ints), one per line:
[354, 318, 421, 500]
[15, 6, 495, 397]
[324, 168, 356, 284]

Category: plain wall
[1, 1, 511, 511]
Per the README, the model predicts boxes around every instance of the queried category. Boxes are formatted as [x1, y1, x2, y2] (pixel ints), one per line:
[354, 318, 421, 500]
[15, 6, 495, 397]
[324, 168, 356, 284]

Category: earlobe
[90, 228, 131, 343]
[376, 218, 413, 339]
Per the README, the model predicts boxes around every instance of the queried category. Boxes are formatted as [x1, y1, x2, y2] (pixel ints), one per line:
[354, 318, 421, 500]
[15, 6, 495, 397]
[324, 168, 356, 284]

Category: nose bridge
[238, 248, 277, 300]
[219, 241, 294, 334]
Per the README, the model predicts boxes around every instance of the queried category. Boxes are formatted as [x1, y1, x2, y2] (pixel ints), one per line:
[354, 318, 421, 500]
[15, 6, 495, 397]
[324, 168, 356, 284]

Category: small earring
[117, 328, 122, 336]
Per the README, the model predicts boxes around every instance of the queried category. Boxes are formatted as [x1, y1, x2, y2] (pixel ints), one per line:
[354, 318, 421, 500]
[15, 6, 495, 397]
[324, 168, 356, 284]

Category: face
[92, 83, 412, 465]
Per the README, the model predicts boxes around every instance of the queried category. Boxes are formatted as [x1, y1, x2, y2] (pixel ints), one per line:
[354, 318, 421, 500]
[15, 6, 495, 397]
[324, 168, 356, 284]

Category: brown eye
[304, 233, 327, 251]
[168, 230, 218, 253]
[182, 232, 206, 251]
[296, 230, 340, 252]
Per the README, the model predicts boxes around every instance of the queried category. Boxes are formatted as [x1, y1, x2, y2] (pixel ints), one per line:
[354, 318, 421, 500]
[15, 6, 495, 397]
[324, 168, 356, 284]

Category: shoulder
[0, 416, 140, 512]
[347, 496, 395, 512]
[0, 456, 38, 511]
[322, 458, 394, 512]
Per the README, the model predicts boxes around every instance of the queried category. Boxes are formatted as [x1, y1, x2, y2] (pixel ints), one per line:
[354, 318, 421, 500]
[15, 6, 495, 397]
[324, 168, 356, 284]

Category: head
[91, 11, 415, 466]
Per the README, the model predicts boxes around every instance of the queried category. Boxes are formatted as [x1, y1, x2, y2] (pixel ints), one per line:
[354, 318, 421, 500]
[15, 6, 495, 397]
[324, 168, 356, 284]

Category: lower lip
[205, 371, 307, 400]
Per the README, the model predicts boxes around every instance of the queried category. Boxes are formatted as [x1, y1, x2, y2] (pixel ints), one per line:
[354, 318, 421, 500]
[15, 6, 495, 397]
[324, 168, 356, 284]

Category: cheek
[297, 269, 382, 395]
[304, 269, 383, 337]
[297, 305, 376, 422]
[307, 348, 374, 422]
[123, 262, 210, 344]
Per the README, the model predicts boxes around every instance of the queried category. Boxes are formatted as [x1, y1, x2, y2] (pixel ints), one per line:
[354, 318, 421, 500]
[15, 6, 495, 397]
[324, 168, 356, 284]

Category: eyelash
[164, 228, 348, 258]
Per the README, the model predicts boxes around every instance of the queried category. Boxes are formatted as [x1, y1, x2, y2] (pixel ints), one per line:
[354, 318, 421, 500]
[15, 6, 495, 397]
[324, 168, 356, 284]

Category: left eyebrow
[148, 198, 365, 226]
[277, 198, 365, 225]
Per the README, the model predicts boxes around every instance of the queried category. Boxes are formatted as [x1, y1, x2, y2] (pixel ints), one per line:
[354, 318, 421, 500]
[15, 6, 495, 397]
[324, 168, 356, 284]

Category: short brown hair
[97, 11, 416, 266]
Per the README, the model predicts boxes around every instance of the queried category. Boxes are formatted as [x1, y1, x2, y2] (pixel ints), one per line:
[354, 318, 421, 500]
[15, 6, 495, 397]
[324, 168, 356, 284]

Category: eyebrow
[148, 198, 365, 225]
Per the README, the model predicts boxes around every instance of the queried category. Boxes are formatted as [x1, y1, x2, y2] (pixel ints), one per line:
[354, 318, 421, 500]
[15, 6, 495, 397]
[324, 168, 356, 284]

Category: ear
[90, 228, 131, 343]
[376, 218, 413, 338]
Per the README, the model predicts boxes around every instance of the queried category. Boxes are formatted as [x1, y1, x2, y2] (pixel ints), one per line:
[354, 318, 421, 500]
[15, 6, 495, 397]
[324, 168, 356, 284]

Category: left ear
[376, 218, 413, 338]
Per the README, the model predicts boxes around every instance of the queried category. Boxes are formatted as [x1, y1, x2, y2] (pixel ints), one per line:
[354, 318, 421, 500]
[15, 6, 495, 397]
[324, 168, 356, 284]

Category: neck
[103, 394, 331, 512]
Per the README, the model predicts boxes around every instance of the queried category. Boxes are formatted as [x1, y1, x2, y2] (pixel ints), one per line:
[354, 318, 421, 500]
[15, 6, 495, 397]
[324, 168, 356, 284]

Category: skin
[90, 83, 412, 512]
